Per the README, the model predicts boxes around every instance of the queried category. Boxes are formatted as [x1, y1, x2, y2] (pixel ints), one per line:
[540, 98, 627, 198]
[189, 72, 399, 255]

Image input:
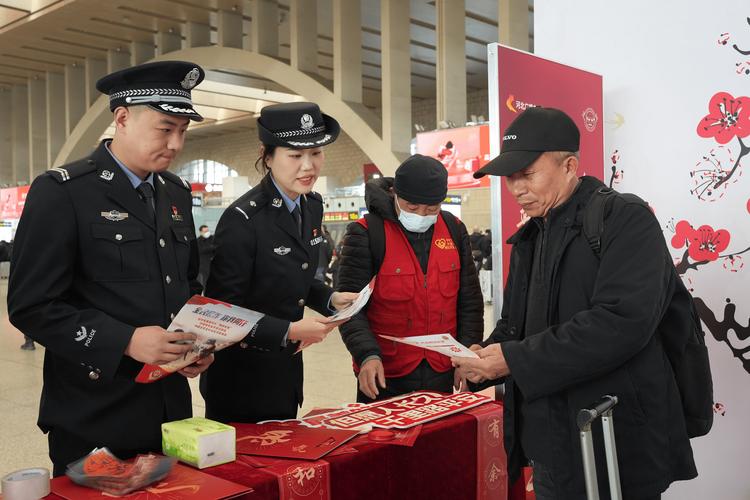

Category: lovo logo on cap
[503, 134, 517, 141]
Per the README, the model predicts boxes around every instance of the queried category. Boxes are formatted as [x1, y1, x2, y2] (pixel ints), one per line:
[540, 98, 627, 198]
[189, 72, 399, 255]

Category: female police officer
[200, 102, 357, 422]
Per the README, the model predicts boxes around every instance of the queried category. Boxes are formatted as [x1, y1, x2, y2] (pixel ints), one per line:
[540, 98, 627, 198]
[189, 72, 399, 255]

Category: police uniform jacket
[8, 140, 201, 450]
[201, 173, 333, 422]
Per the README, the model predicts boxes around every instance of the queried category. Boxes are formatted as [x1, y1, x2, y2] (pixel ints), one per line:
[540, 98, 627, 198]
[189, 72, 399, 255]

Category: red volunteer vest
[355, 214, 461, 377]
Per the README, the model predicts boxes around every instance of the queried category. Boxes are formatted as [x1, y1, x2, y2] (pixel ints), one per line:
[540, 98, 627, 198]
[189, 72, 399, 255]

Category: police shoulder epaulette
[306, 191, 323, 203]
[233, 192, 266, 221]
[46, 158, 98, 183]
[159, 171, 192, 191]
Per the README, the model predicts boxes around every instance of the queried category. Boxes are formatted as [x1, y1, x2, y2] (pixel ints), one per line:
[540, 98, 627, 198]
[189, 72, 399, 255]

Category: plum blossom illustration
[693, 91, 750, 196]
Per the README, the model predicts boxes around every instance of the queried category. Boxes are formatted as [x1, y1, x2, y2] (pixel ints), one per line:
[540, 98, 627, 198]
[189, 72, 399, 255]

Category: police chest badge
[310, 236, 323, 246]
[272, 198, 283, 208]
[101, 210, 128, 222]
[171, 205, 183, 222]
[274, 246, 291, 256]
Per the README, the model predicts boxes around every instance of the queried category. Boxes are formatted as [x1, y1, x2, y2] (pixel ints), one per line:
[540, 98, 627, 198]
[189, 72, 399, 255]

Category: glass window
[174, 159, 239, 186]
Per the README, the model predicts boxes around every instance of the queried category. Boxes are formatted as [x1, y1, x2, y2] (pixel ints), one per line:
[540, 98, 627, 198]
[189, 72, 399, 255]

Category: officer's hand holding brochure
[135, 295, 264, 383]
[295, 278, 375, 354]
[325, 277, 376, 323]
[379, 333, 479, 358]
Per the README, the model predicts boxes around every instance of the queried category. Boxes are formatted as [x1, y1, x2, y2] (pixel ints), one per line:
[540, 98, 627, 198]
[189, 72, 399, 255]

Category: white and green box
[162, 417, 235, 469]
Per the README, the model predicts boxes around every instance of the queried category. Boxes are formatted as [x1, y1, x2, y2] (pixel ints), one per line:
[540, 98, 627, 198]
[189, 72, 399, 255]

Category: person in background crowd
[201, 102, 358, 423]
[452, 107, 697, 500]
[337, 154, 484, 402]
[469, 226, 485, 271]
[196, 224, 215, 291]
[480, 229, 492, 270]
[315, 224, 334, 284]
[7, 61, 211, 476]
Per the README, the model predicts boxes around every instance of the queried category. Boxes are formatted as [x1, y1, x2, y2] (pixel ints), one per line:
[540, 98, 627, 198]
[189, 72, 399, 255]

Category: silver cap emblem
[300, 113, 314, 130]
[180, 68, 200, 90]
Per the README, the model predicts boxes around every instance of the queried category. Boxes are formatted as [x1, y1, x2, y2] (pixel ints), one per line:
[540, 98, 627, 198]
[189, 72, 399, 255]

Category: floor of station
[0, 280, 496, 474]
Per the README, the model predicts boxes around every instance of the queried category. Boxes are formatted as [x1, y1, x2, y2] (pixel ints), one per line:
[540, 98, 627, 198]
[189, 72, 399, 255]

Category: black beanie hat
[394, 154, 448, 205]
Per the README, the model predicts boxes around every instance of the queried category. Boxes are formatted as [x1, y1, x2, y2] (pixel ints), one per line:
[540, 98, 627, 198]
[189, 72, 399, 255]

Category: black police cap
[257, 102, 340, 149]
[474, 107, 580, 177]
[394, 154, 448, 205]
[96, 61, 205, 122]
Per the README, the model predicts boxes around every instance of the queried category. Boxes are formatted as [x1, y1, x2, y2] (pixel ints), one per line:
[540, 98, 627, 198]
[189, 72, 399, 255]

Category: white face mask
[200, 231, 211, 238]
[396, 196, 438, 233]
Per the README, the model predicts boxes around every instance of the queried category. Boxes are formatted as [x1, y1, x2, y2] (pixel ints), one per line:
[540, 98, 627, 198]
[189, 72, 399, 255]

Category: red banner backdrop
[492, 45, 604, 284]
[416, 125, 491, 189]
[0, 186, 30, 220]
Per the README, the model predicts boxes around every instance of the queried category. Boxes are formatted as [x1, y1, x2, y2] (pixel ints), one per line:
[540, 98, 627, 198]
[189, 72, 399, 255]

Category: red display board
[0, 186, 29, 220]
[416, 125, 491, 189]
[492, 45, 604, 284]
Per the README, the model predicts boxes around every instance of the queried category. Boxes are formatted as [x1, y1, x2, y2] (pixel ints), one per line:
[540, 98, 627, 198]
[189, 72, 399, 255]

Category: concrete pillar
[290, 0, 317, 74]
[251, 0, 278, 57]
[185, 22, 211, 48]
[436, 0, 466, 126]
[499, 0, 529, 51]
[156, 30, 181, 55]
[64, 63, 85, 138]
[380, 0, 411, 156]
[11, 85, 29, 184]
[84, 58, 107, 106]
[107, 48, 130, 73]
[332, 0, 361, 103]
[0, 89, 12, 184]
[217, 9, 243, 49]
[46, 72, 65, 167]
[27, 76, 47, 179]
[131, 40, 156, 65]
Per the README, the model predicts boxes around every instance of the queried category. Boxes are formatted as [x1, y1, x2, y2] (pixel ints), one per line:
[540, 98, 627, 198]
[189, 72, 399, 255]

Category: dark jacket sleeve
[455, 221, 484, 347]
[186, 210, 203, 297]
[502, 202, 671, 402]
[205, 208, 289, 350]
[307, 279, 334, 318]
[8, 175, 134, 382]
[337, 221, 381, 365]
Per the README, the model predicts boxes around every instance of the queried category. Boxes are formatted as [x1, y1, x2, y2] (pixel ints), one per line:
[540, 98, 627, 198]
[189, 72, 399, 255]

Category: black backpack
[364, 211, 464, 274]
[582, 187, 714, 438]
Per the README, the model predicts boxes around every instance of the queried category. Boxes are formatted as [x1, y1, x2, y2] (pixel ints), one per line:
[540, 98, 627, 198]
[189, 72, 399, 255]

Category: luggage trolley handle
[577, 395, 622, 500]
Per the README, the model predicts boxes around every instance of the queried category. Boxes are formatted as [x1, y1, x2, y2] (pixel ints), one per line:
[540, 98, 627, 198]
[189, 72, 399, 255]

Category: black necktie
[292, 205, 302, 237]
[136, 182, 155, 219]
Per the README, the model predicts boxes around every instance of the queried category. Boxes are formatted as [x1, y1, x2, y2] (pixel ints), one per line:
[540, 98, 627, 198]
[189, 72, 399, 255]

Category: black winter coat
[486, 176, 696, 498]
[200, 174, 333, 422]
[337, 177, 484, 367]
[8, 141, 200, 450]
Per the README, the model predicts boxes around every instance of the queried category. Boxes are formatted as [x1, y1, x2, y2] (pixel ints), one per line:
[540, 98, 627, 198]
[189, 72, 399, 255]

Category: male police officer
[8, 61, 211, 476]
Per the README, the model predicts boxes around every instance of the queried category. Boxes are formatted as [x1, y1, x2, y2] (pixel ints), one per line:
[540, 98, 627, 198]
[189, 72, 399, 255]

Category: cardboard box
[162, 417, 235, 469]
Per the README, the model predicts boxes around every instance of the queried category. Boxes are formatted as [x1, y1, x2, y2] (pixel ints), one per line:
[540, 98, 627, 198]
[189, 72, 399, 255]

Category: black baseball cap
[474, 107, 580, 178]
[96, 61, 205, 122]
[257, 102, 340, 149]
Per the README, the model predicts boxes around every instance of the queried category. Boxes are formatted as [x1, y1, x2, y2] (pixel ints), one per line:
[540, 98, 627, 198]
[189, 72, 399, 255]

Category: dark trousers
[356, 359, 454, 403]
[48, 428, 155, 477]
[532, 461, 661, 500]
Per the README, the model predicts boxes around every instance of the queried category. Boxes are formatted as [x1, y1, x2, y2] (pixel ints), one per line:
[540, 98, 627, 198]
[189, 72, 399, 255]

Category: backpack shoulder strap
[582, 187, 618, 258]
[364, 213, 386, 274]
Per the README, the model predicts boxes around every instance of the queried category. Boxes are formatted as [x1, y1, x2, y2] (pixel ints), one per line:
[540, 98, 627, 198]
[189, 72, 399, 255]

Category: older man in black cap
[8, 60, 210, 475]
[337, 154, 484, 402]
[451, 107, 698, 499]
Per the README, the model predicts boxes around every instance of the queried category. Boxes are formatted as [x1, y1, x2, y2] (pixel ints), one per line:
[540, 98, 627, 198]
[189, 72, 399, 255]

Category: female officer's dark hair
[254, 144, 277, 174]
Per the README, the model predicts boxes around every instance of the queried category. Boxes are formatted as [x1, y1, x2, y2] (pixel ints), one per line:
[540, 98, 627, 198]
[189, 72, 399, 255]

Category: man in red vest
[337, 155, 484, 402]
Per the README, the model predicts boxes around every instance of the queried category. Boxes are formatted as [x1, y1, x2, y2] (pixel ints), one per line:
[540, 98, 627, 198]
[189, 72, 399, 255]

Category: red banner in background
[417, 125, 491, 189]
[494, 45, 604, 284]
[0, 186, 29, 220]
